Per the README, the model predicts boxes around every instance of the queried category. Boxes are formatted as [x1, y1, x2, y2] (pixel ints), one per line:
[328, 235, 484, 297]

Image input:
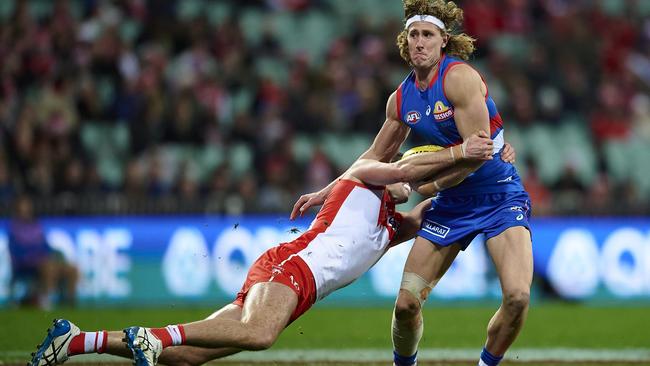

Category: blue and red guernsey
[396, 54, 524, 196]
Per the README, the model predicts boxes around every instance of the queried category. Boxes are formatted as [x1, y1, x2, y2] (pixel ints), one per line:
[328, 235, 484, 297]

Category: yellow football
[402, 144, 444, 159]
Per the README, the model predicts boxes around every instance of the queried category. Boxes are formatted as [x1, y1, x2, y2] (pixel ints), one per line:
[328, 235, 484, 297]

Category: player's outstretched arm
[349, 131, 493, 187]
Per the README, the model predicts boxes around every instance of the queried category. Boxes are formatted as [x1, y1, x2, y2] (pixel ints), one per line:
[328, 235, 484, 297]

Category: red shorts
[233, 244, 316, 323]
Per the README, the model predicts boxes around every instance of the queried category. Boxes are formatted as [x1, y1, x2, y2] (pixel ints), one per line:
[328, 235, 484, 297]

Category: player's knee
[248, 334, 276, 350]
[394, 292, 421, 321]
[246, 329, 278, 351]
[502, 290, 529, 315]
[396, 272, 432, 319]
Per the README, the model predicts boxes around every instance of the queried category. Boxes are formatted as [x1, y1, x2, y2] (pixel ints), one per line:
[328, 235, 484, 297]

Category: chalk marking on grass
[3, 348, 649, 363]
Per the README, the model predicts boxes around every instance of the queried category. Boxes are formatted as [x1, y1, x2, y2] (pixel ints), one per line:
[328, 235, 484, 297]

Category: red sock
[67, 331, 108, 356]
[150, 325, 186, 348]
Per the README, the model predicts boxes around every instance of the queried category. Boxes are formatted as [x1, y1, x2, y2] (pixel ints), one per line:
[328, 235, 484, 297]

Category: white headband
[404, 14, 446, 31]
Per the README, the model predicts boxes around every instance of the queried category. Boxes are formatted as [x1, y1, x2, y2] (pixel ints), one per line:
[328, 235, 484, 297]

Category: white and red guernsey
[289, 179, 401, 301]
[234, 178, 402, 322]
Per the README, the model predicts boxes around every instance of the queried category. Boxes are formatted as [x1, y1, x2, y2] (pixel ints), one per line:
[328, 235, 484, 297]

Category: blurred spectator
[522, 158, 552, 216]
[232, 172, 261, 214]
[463, 0, 502, 50]
[590, 78, 632, 143]
[123, 160, 146, 199]
[8, 195, 78, 308]
[0, 154, 14, 202]
[205, 163, 234, 214]
[616, 178, 646, 216]
[221, 172, 261, 216]
[631, 94, 650, 140]
[304, 147, 336, 193]
[174, 161, 201, 211]
[584, 170, 613, 216]
[258, 140, 301, 212]
[36, 77, 78, 138]
[552, 165, 587, 215]
[162, 91, 204, 144]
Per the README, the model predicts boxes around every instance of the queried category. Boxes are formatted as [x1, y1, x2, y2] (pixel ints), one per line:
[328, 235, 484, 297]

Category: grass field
[2, 302, 649, 365]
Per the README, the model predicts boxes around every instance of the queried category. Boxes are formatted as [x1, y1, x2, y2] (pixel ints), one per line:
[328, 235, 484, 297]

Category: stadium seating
[81, 123, 130, 187]
[2, 0, 648, 216]
[556, 118, 598, 186]
[229, 142, 255, 178]
[0, 0, 13, 20]
[292, 134, 316, 165]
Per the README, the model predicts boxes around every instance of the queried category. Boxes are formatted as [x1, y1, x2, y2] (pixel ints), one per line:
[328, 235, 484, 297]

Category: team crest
[433, 101, 454, 121]
[406, 110, 422, 124]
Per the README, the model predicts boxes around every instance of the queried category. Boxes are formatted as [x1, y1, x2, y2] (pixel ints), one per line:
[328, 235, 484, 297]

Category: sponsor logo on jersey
[510, 206, 523, 212]
[406, 110, 422, 124]
[422, 219, 450, 239]
[516, 214, 524, 221]
[388, 216, 400, 231]
[433, 101, 454, 121]
[426, 105, 431, 116]
[498, 175, 513, 183]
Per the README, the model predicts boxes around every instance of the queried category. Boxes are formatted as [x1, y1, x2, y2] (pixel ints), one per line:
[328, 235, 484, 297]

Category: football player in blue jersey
[291, 1, 532, 366]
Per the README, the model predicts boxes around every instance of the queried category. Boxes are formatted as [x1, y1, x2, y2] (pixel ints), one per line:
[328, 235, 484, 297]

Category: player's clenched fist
[461, 130, 493, 160]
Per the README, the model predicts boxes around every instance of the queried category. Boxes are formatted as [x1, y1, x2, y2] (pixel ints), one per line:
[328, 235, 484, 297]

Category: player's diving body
[28, 132, 511, 366]
[291, 2, 533, 366]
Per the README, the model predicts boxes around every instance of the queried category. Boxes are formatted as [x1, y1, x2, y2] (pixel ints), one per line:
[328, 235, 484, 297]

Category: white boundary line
[4, 348, 650, 363]
[224, 349, 650, 362]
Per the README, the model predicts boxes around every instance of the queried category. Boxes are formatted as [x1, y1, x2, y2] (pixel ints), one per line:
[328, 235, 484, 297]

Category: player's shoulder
[443, 62, 483, 102]
[444, 62, 480, 84]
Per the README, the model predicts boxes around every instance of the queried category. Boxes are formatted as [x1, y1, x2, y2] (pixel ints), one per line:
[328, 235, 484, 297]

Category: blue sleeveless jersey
[396, 54, 524, 196]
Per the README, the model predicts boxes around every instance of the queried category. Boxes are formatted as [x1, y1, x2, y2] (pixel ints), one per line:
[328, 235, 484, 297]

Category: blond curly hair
[397, 0, 476, 63]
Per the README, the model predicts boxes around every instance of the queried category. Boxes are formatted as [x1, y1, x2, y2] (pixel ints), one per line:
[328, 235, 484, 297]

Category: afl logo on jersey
[433, 101, 454, 121]
[406, 110, 422, 124]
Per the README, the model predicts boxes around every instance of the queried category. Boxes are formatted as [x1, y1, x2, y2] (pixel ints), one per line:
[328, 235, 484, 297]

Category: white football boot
[123, 326, 162, 366]
[29, 319, 80, 365]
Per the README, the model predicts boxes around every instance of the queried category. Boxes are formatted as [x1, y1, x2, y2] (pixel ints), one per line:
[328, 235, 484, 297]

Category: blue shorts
[417, 191, 532, 250]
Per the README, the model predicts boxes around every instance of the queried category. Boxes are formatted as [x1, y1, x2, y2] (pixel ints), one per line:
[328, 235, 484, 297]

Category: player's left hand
[463, 130, 493, 160]
[502, 142, 516, 163]
[290, 190, 327, 220]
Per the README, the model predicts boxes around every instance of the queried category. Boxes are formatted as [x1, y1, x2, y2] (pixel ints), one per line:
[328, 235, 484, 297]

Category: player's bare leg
[480, 226, 533, 364]
[104, 331, 136, 358]
[155, 304, 243, 366]
[28, 306, 244, 365]
[182, 282, 297, 349]
[392, 237, 460, 366]
[99, 305, 244, 365]
[124, 281, 298, 365]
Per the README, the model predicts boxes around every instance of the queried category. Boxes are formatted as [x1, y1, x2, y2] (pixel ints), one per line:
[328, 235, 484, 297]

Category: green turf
[2, 302, 649, 365]
[293, 303, 648, 349]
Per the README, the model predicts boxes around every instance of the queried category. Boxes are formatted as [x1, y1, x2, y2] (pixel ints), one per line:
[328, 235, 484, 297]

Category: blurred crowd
[1, 0, 649, 216]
